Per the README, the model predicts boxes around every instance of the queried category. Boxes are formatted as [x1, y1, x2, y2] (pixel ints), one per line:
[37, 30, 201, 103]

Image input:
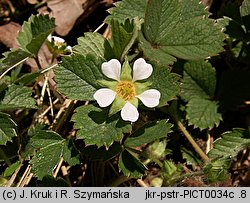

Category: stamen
[116, 81, 135, 101]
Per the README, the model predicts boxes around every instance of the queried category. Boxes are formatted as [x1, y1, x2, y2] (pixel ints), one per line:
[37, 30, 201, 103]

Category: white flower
[94, 58, 161, 122]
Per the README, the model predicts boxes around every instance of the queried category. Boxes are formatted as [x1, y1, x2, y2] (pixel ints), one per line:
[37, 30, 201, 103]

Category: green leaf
[181, 60, 216, 101]
[73, 32, 113, 60]
[208, 128, 250, 159]
[30, 130, 65, 180]
[241, 0, 250, 17]
[82, 142, 122, 161]
[186, 98, 222, 130]
[141, 0, 225, 65]
[62, 139, 80, 166]
[149, 64, 180, 106]
[4, 161, 20, 177]
[181, 147, 202, 167]
[106, 0, 147, 23]
[55, 54, 104, 100]
[35, 175, 69, 187]
[30, 142, 63, 180]
[0, 49, 31, 71]
[0, 84, 37, 110]
[162, 160, 183, 186]
[125, 119, 172, 147]
[0, 112, 17, 145]
[30, 129, 63, 148]
[109, 19, 134, 60]
[118, 149, 146, 178]
[204, 157, 231, 183]
[71, 104, 130, 148]
[17, 14, 55, 55]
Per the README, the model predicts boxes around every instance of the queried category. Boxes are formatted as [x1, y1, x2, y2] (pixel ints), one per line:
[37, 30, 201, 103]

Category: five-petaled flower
[94, 58, 160, 122]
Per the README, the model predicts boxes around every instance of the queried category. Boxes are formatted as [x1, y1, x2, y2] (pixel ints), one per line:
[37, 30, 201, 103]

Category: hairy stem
[176, 120, 209, 162]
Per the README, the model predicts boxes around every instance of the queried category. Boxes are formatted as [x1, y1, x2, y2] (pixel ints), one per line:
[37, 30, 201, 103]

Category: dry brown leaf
[47, 0, 87, 36]
[0, 22, 21, 48]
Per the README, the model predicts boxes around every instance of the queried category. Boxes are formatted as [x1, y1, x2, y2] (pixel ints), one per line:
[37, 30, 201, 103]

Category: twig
[0, 57, 29, 79]
[137, 179, 149, 187]
[16, 164, 31, 187]
[53, 157, 64, 178]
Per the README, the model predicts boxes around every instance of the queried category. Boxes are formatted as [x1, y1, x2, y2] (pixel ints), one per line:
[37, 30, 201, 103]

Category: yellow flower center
[116, 81, 135, 101]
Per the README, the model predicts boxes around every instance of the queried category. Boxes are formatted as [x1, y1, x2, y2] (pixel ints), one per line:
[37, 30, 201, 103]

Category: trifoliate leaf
[141, 0, 225, 65]
[149, 64, 180, 106]
[72, 104, 130, 148]
[208, 128, 250, 159]
[0, 112, 17, 145]
[74, 32, 113, 60]
[0, 49, 31, 72]
[118, 149, 146, 178]
[186, 98, 222, 130]
[54, 54, 104, 101]
[181, 60, 216, 101]
[0, 84, 37, 110]
[17, 14, 55, 55]
[125, 119, 172, 147]
[106, 0, 147, 23]
[29, 129, 76, 180]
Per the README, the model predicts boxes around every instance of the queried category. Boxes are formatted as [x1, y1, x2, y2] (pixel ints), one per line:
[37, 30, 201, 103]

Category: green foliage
[140, 0, 225, 65]
[4, 161, 20, 177]
[1, 0, 250, 187]
[109, 19, 135, 60]
[74, 32, 112, 60]
[71, 104, 131, 148]
[186, 98, 222, 130]
[55, 54, 104, 100]
[0, 112, 17, 145]
[118, 149, 147, 178]
[149, 64, 180, 106]
[162, 160, 183, 186]
[106, 0, 147, 23]
[0, 49, 31, 71]
[181, 60, 222, 130]
[29, 129, 80, 180]
[208, 128, 250, 159]
[124, 119, 172, 147]
[17, 14, 55, 55]
[0, 84, 37, 110]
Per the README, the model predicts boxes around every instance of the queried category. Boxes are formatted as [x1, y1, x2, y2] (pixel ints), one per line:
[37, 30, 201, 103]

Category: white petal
[47, 34, 52, 42]
[136, 89, 160, 108]
[93, 88, 116, 107]
[121, 102, 139, 122]
[101, 59, 121, 81]
[65, 45, 72, 53]
[133, 58, 153, 81]
[52, 36, 65, 43]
